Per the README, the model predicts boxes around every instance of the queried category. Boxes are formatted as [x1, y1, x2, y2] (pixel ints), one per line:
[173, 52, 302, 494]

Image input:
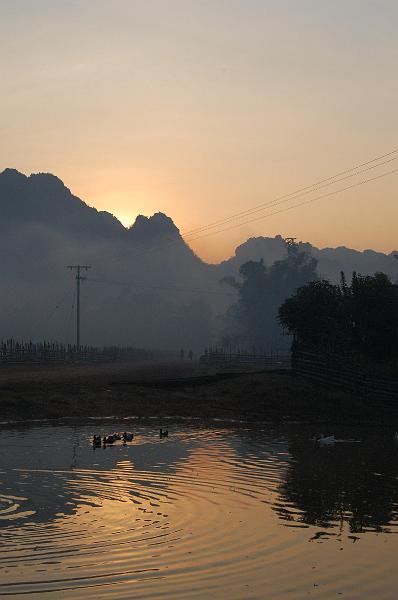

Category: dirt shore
[0, 360, 389, 424]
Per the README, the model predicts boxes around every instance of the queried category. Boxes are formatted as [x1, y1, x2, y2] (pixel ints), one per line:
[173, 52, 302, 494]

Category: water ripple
[0, 423, 398, 598]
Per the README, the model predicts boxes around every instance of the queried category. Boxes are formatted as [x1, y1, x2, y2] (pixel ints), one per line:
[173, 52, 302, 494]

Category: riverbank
[0, 360, 393, 424]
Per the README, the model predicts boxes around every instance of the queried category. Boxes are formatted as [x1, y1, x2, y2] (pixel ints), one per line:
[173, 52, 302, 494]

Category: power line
[86, 276, 235, 297]
[180, 147, 398, 238]
[120, 149, 398, 262]
[27, 280, 75, 342]
[183, 155, 398, 241]
[185, 167, 398, 242]
[51, 281, 77, 342]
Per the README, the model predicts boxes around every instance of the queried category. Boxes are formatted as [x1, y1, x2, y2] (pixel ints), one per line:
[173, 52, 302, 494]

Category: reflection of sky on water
[2, 423, 398, 598]
[0, 425, 203, 525]
[2, 423, 398, 535]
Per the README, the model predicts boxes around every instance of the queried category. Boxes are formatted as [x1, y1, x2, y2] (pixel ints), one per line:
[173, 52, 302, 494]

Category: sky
[1, 0, 397, 263]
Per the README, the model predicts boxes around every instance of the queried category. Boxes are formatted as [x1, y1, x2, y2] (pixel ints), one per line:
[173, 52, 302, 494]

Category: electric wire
[120, 150, 398, 262]
[185, 167, 398, 242]
[180, 147, 398, 237]
[183, 155, 398, 240]
[28, 280, 75, 342]
[86, 276, 235, 297]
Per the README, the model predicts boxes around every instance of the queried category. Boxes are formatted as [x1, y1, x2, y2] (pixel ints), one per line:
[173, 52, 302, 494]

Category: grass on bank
[0, 361, 391, 424]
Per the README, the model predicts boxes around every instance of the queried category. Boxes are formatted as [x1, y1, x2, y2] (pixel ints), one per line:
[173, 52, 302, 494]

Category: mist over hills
[220, 236, 398, 283]
[1, 168, 397, 351]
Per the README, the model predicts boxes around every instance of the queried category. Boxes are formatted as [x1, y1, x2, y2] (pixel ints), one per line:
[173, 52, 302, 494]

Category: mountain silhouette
[1, 168, 397, 350]
[128, 213, 180, 243]
[219, 235, 398, 282]
[0, 168, 123, 239]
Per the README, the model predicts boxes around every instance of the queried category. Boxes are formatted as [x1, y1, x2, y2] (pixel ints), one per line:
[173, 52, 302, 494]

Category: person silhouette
[180, 348, 184, 360]
[188, 349, 193, 361]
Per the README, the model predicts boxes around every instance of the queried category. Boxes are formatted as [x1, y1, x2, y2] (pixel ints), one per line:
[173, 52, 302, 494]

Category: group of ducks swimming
[92, 428, 169, 447]
[92, 430, 398, 449]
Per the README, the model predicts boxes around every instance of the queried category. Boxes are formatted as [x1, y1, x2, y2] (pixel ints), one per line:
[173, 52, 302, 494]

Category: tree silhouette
[221, 242, 318, 349]
[279, 271, 398, 359]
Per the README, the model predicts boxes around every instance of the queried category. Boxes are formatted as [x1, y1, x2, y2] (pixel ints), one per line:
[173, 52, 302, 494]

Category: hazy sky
[1, 0, 397, 262]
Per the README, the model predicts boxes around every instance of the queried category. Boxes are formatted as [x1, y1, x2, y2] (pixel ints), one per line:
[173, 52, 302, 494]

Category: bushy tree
[349, 272, 398, 358]
[279, 271, 398, 360]
[278, 279, 346, 351]
[221, 242, 318, 350]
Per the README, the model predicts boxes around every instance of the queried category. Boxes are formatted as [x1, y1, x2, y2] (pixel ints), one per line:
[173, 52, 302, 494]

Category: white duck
[313, 434, 337, 445]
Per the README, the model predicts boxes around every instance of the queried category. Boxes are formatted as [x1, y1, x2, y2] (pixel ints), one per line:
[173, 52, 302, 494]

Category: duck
[103, 435, 115, 445]
[92, 435, 102, 447]
[313, 433, 361, 445]
[319, 434, 337, 445]
[313, 434, 337, 445]
[123, 431, 134, 442]
[160, 428, 169, 437]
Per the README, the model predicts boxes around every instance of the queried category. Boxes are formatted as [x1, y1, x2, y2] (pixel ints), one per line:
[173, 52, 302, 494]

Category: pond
[1, 420, 398, 599]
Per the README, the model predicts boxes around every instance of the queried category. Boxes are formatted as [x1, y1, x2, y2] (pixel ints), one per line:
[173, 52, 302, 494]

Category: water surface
[1, 421, 398, 599]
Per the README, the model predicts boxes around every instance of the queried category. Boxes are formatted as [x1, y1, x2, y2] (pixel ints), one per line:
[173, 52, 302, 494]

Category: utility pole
[67, 265, 91, 349]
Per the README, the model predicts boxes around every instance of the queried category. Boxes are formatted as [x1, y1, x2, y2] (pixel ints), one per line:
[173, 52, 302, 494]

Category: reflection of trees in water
[276, 436, 398, 533]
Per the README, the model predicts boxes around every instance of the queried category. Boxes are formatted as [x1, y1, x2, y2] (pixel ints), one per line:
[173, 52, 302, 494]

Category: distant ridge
[0, 167, 397, 349]
[1, 168, 397, 278]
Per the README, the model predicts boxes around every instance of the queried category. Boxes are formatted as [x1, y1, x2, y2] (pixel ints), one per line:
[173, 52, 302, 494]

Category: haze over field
[1, 168, 397, 350]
